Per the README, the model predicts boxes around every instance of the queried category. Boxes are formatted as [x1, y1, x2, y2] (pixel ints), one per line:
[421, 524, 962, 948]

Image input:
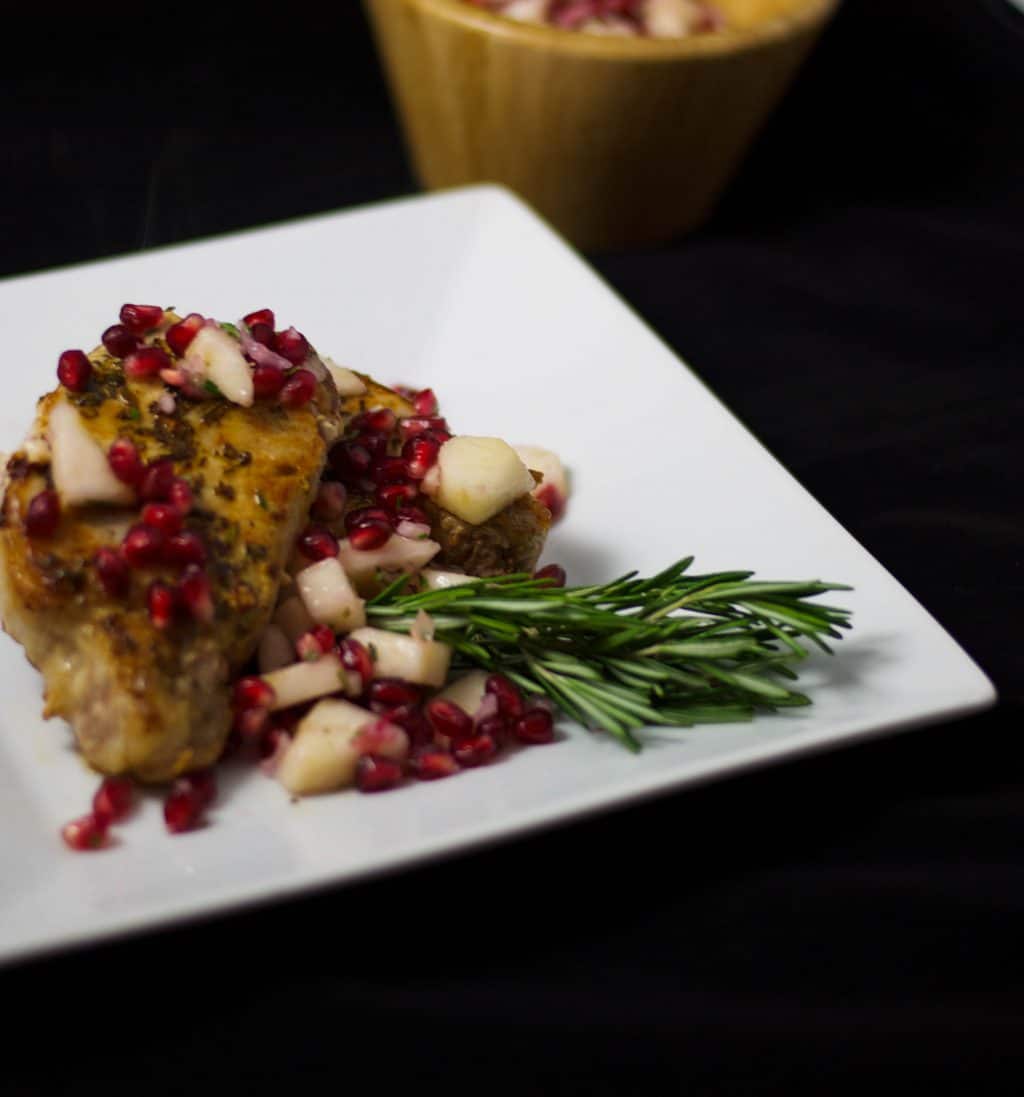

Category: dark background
[3, 1, 1023, 1093]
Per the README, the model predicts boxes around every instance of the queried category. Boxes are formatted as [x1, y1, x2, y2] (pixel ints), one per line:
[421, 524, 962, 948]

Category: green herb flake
[219, 322, 241, 339]
[203, 380, 223, 398]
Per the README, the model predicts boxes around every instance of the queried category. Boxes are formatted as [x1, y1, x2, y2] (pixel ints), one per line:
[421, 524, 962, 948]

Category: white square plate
[0, 186, 995, 967]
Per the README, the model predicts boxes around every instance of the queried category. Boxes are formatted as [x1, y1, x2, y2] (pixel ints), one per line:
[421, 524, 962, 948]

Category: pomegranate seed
[279, 369, 317, 408]
[368, 678, 421, 710]
[398, 416, 450, 442]
[355, 754, 404, 793]
[453, 733, 498, 768]
[101, 324, 140, 359]
[25, 490, 60, 538]
[139, 459, 175, 502]
[164, 530, 207, 567]
[57, 349, 92, 392]
[234, 705, 269, 740]
[124, 345, 171, 380]
[179, 565, 214, 623]
[534, 563, 567, 587]
[425, 698, 475, 742]
[348, 521, 391, 551]
[141, 502, 183, 535]
[243, 308, 275, 329]
[61, 813, 109, 851]
[259, 726, 290, 761]
[344, 506, 393, 534]
[476, 712, 508, 746]
[273, 327, 310, 364]
[376, 482, 419, 510]
[536, 483, 567, 522]
[122, 523, 165, 567]
[408, 746, 460, 780]
[395, 503, 430, 527]
[355, 431, 389, 461]
[252, 364, 286, 399]
[402, 435, 440, 479]
[297, 524, 339, 561]
[373, 456, 410, 485]
[339, 638, 374, 686]
[295, 632, 322, 661]
[94, 547, 130, 597]
[180, 769, 216, 809]
[486, 673, 524, 719]
[310, 480, 347, 522]
[163, 782, 205, 834]
[107, 437, 144, 486]
[330, 440, 372, 482]
[165, 313, 205, 357]
[382, 704, 432, 746]
[234, 675, 275, 711]
[92, 777, 133, 825]
[249, 322, 275, 348]
[119, 303, 164, 333]
[413, 387, 438, 416]
[513, 707, 556, 745]
[312, 624, 336, 652]
[146, 580, 176, 629]
[351, 408, 397, 435]
[168, 477, 193, 515]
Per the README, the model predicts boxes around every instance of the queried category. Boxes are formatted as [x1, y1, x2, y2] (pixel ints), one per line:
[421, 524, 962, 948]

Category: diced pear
[420, 568, 477, 591]
[296, 557, 366, 632]
[188, 324, 254, 407]
[273, 595, 315, 642]
[348, 626, 452, 687]
[434, 436, 536, 526]
[436, 671, 490, 717]
[48, 399, 135, 508]
[323, 359, 367, 397]
[277, 700, 407, 795]
[513, 445, 569, 499]
[262, 654, 354, 710]
[337, 533, 440, 594]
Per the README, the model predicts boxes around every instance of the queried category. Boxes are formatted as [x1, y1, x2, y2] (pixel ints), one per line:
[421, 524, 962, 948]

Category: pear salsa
[464, 0, 723, 37]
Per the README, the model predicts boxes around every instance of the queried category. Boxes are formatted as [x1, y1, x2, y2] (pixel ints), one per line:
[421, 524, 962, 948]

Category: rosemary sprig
[365, 558, 852, 752]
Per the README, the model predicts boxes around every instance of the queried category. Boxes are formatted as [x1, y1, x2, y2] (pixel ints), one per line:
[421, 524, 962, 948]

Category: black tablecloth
[3, 2, 1022, 1092]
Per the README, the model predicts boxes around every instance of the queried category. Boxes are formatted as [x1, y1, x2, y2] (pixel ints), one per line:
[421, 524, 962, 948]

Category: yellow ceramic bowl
[364, 0, 840, 249]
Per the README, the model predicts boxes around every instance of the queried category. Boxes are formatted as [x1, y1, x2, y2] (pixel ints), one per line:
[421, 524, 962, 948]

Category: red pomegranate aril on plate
[252, 363, 286, 399]
[395, 503, 430, 527]
[311, 480, 346, 522]
[398, 416, 449, 442]
[165, 530, 207, 567]
[273, 327, 309, 365]
[355, 754, 404, 793]
[179, 565, 214, 623]
[168, 477, 193, 515]
[234, 675, 275, 711]
[425, 698, 474, 742]
[181, 769, 217, 809]
[376, 482, 418, 510]
[122, 523, 165, 567]
[62, 813, 109, 851]
[534, 563, 567, 587]
[453, 732, 498, 768]
[165, 313, 205, 357]
[279, 368, 317, 408]
[412, 387, 438, 416]
[234, 705, 269, 740]
[536, 483, 567, 523]
[311, 624, 337, 653]
[486, 673, 524, 719]
[476, 711, 508, 744]
[141, 502, 183, 536]
[351, 407, 397, 436]
[57, 349, 92, 392]
[148, 580, 177, 629]
[243, 308, 275, 330]
[25, 490, 60, 538]
[339, 638, 374, 686]
[349, 521, 391, 551]
[368, 677, 421, 710]
[382, 704, 432, 746]
[119, 303, 164, 333]
[402, 435, 440, 480]
[101, 324, 140, 359]
[94, 547, 130, 597]
[124, 345, 171, 380]
[92, 776, 133, 825]
[330, 440, 372, 482]
[297, 524, 339, 561]
[259, 725, 290, 761]
[344, 506, 393, 534]
[163, 780, 207, 834]
[513, 707, 555, 745]
[373, 456, 410, 485]
[408, 746, 460, 780]
[139, 458, 175, 502]
[248, 321, 275, 348]
[108, 437, 144, 486]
